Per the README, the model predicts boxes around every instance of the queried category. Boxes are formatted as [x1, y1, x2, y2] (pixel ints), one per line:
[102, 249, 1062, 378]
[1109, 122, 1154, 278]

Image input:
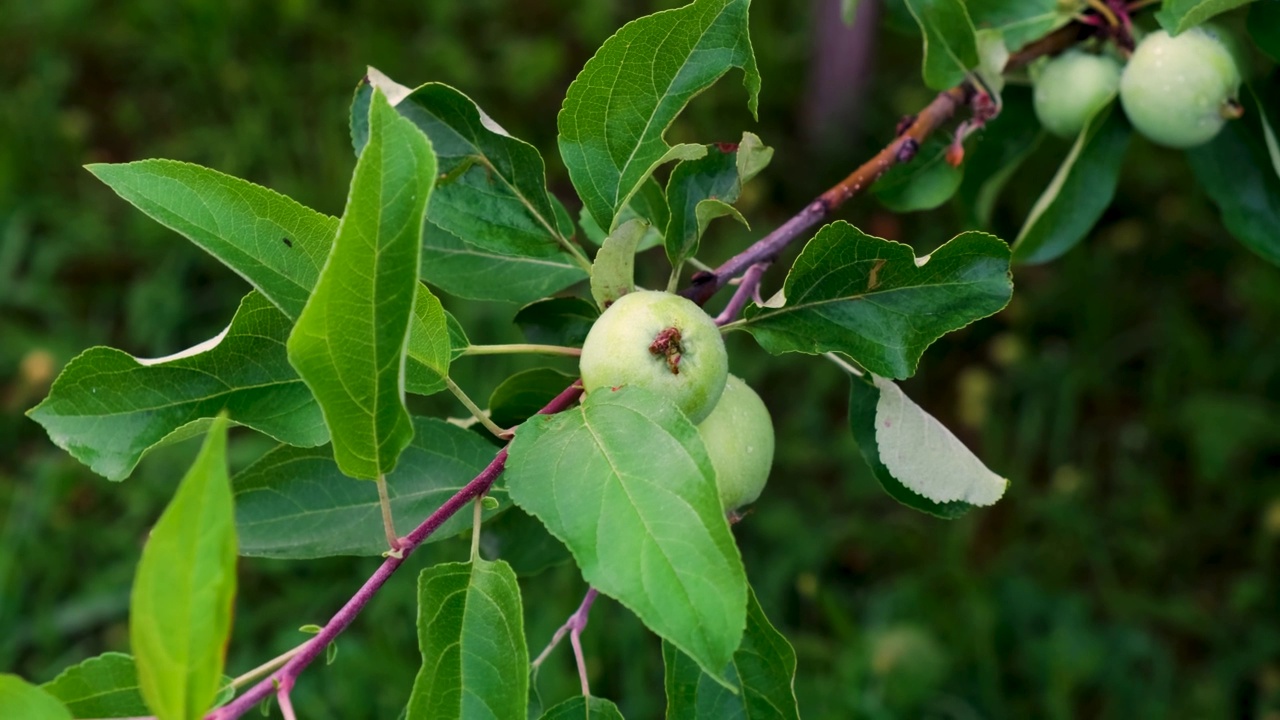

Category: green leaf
[957, 85, 1042, 228]
[558, 0, 760, 231]
[847, 372, 1007, 517]
[739, 222, 1012, 380]
[0, 675, 72, 720]
[578, 179, 669, 251]
[130, 417, 237, 720]
[1156, 0, 1256, 34]
[1012, 103, 1130, 265]
[234, 417, 503, 558]
[288, 88, 439, 480]
[1250, 0, 1280, 61]
[902, 0, 980, 90]
[663, 588, 800, 720]
[488, 368, 579, 430]
[872, 135, 964, 212]
[1187, 89, 1280, 267]
[966, 0, 1080, 51]
[539, 696, 625, 720]
[420, 222, 587, 305]
[85, 160, 451, 394]
[590, 219, 651, 309]
[665, 134, 772, 267]
[513, 297, 599, 347]
[477, 507, 570, 577]
[405, 559, 527, 720]
[361, 70, 572, 259]
[42, 652, 152, 718]
[27, 292, 326, 482]
[505, 385, 747, 682]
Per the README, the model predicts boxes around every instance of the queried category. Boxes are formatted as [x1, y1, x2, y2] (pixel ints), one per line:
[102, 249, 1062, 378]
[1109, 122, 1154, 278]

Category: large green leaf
[966, 0, 1080, 51]
[663, 588, 799, 720]
[739, 222, 1012, 379]
[1187, 90, 1280, 267]
[558, 0, 760, 231]
[513, 297, 599, 348]
[85, 160, 451, 393]
[665, 133, 772, 267]
[1155, 0, 1256, 34]
[872, 135, 964, 213]
[0, 676, 72, 720]
[901, 0, 980, 90]
[233, 417, 504, 558]
[359, 71, 572, 259]
[41, 652, 155, 718]
[505, 385, 747, 682]
[27, 292, 326, 482]
[487, 368, 579, 430]
[1011, 104, 1130, 265]
[288, 89, 440, 480]
[540, 696, 626, 720]
[130, 417, 237, 720]
[847, 372, 1007, 517]
[405, 559, 527, 720]
[420, 222, 587, 305]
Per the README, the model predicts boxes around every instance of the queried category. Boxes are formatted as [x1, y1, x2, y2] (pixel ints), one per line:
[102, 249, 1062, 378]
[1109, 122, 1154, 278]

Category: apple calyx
[649, 326, 684, 375]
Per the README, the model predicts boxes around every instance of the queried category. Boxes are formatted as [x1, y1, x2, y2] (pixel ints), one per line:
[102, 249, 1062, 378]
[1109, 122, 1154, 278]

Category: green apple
[1033, 50, 1122, 138]
[1119, 27, 1241, 149]
[697, 374, 775, 511]
[579, 290, 728, 423]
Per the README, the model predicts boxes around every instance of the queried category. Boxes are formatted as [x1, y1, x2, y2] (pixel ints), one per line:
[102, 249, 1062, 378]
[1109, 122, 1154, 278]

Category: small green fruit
[579, 290, 727, 423]
[697, 375, 775, 511]
[1119, 27, 1241, 149]
[1033, 50, 1122, 138]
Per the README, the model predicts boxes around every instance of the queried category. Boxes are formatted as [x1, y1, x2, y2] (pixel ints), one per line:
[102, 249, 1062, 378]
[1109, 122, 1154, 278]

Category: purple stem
[208, 382, 584, 720]
[714, 261, 771, 326]
[684, 201, 828, 305]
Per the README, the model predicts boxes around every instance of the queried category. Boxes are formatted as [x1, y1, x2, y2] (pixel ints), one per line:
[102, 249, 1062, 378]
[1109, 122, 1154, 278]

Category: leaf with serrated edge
[288, 88, 439, 480]
[85, 160, 451, 394]
[42, 652, 153, 718]
[1012, 103, 1130, 265]
[590, 219, 650, 309]
[558, 0, 760, 231]
[234, 418, 503, 558]
[663, 588, 800, 720]
[1155, 0, 1254, 34]
[420, 222, 587, 305]
[0, 676, 72, 720]
[847, 372, 1000, 517]
[405, 560, 527, 720]
[130, 417, 237, 720]
[364, 70, 571, 259]
[739, 221, 1012, 380]
[27, 292, 326, 482]
[539, 696, 626, 720]
[505, 385, 746, 683]
[902, 0, 981, 90]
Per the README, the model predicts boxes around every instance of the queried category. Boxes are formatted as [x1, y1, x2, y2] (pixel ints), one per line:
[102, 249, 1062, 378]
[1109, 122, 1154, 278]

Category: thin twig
[446, 377, 508, 438]
[461, 343, 582, 357]
[208, 383, 585, 720]
[531, 587, 600, 697]
[374, 474, 401, 552]
[715, 261, 771, 326]
[228, 642, 307, 689]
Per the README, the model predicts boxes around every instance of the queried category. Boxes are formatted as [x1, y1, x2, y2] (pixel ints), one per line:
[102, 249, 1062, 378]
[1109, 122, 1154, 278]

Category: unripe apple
[1119, 27, 1241, 149]
[579, 290, 728, 423]
[1033, 50, 1122, 138]
[696, 375, 774, 511]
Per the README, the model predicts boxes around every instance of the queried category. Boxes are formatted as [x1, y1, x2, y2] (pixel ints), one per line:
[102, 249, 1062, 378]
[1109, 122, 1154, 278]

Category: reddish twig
[208, 382, 584, 720]
[531, 588, 601, 697]
[715, 261, 771, 326]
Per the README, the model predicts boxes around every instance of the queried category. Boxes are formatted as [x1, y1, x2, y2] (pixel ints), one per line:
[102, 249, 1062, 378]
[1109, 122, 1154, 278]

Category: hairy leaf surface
[406, 560, 527, 720]
[130, 418, 236, 720]
[558, 0, 760, 231]
[287, 88, 439, 480]
[740, 222, 1012, 379]
[505, 385, 746, 682]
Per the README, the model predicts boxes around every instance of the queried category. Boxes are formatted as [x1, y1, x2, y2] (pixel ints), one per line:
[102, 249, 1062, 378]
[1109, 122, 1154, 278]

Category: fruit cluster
[579, 290, 775, 512]
[1032, 25, 1241, 149]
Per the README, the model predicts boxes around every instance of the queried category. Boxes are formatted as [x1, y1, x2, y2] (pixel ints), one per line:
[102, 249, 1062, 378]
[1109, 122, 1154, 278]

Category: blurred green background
[3, 0, 1279, 718]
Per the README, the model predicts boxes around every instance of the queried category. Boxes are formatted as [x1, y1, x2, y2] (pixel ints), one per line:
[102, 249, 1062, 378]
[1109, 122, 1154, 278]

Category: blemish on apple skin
[883, 419, 892, 428]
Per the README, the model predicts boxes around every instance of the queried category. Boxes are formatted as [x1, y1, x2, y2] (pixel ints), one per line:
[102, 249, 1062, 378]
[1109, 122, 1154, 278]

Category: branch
[209, 381, 585, 720]
[680, 20, 1094, 307]
[531, 588, 601, 697]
